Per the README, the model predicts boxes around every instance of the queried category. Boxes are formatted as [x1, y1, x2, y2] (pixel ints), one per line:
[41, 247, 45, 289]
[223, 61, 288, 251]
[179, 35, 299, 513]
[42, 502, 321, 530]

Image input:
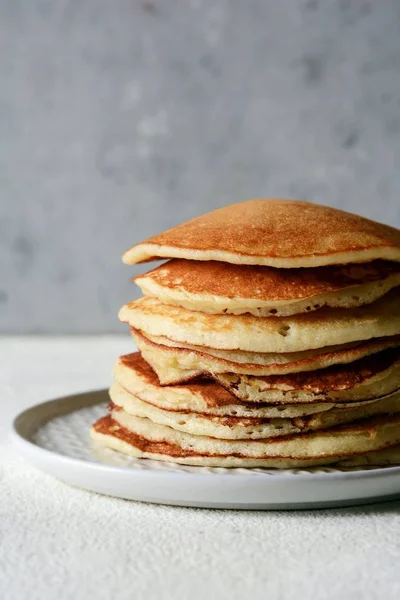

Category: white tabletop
[1, 337, 400, 600]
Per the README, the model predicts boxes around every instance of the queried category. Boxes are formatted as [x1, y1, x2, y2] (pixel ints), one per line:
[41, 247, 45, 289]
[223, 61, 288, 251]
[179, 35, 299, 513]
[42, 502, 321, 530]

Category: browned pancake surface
[123, 199, 400, 265]
[93, 415, 199, 458]
[136, 259, 400, 303]
[224, 347, 400, 394]
[120, 352, 236, 408]
[92, 414, 400, 460]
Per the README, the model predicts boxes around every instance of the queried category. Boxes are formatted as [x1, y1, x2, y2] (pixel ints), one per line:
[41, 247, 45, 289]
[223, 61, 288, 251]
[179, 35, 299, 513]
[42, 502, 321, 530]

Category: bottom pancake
[91, 412, 400, 468]
[338, 445, 400, 467]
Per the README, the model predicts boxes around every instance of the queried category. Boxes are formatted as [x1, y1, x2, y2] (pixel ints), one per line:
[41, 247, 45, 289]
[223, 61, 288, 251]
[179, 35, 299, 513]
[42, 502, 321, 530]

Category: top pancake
[123, 199, 400, 268]
[135, 259, 400, 317]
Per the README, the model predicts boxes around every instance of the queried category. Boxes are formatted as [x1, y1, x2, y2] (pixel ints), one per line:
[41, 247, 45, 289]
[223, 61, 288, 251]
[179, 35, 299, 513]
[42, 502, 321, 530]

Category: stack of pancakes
[92, 199, 400, 468]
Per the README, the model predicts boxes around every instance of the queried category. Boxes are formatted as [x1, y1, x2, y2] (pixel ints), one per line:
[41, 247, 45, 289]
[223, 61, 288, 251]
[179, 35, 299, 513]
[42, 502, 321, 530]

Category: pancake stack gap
[92, 199, 400, 468]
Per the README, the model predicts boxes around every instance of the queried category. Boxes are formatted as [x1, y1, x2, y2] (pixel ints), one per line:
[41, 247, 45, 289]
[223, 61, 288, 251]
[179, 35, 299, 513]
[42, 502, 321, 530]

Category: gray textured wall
[2, 0, 400, 333]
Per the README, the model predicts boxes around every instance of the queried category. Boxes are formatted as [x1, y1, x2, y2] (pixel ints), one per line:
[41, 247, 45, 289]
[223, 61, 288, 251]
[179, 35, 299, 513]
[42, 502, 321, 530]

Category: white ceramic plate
[11, 389, 400, 510]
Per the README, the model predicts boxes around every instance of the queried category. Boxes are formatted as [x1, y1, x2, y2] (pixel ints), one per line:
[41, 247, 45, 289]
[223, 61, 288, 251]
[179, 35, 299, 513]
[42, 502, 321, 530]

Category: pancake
[91, 412, 400, 468]
[120, 291, 400, 353]
[123, 199, 400, 268]
[135, 259, 400, 317]
[115, 353, 336, 418]
[214, 348, 400, 404]
[137, 339, 400, 405]
[132, 328, 400, 381]
[110, 383, 400, 440]
[338, 445, 400, 467]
